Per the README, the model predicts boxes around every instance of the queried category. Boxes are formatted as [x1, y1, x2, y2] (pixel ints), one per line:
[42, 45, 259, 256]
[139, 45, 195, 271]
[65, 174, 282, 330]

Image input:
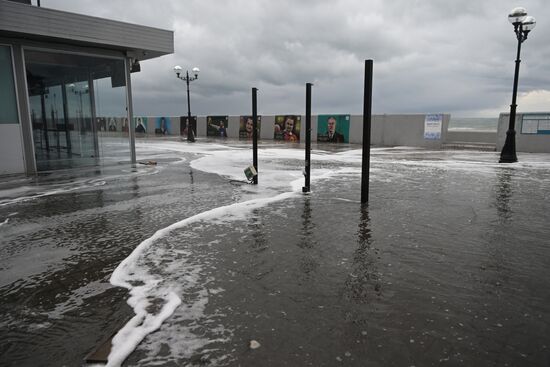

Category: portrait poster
[274, 115, 301, 142]
[424, 114, 443, 140]
[96, 117, 107, 132]
[107, 117, 120, 132]
[239, 116, 262, 140]
[180, 116, 197, 138]
[121, 117, 129, 133]
[155, 116, 172, 135]
[317, 114, 350, 143]
[135, 116, 148, 134]
[207, 116, 229, 137]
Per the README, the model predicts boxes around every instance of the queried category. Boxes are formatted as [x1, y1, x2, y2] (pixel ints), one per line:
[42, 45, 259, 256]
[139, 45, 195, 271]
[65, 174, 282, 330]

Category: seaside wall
[497, 113, 550, 153]
[113, 114, 452, 149]
[362, 114, 450, 149]
[96, 113, 550, 154]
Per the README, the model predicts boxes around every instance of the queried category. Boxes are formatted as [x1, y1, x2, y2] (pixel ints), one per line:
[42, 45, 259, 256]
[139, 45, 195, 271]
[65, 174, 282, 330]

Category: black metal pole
[252, 87, 258, 185]
[302, 83, 312, 193]
[40, 92, 50, 153]
[361, 60, 373, 204]
[61, 83, 72, 154]
[186, 71, 195, 142]
[500, 27, 523, 163]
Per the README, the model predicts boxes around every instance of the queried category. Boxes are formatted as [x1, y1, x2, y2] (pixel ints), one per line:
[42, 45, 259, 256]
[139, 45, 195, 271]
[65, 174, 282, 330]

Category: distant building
[0, 0, 173, 174]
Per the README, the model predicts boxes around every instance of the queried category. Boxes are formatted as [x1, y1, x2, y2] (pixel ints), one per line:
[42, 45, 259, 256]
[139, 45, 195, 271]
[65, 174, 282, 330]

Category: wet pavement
[0, 139, 549, 366]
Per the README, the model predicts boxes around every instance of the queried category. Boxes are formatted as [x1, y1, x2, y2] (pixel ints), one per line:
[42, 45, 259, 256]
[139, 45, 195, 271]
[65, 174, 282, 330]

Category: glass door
[25, 49, 127, 171]
[65, 81, 97, 164]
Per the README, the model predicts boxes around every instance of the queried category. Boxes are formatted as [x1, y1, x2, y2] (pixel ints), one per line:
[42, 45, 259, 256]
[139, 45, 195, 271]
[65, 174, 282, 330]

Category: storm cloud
[43, 0, 550, 117]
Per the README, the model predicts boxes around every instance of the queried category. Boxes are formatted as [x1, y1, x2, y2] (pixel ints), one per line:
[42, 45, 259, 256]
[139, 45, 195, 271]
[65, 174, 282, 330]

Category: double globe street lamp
[68, 83, 89, 128]
[500, 7, 536, 163]
[174, 65, 200, 142]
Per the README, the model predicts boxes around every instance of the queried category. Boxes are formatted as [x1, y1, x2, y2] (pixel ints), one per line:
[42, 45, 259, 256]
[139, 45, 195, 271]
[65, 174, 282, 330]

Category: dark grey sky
[44, 0, 549, 117]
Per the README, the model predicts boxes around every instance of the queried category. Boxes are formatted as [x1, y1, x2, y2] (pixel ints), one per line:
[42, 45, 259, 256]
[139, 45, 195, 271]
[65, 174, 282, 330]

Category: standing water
[0, 139, 549, 366]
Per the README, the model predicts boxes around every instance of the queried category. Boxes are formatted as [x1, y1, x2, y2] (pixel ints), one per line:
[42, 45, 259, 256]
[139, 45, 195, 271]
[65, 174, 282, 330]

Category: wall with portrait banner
[317, 115, 350, 143]
[239, 116, 262, 140]
[91, 112, 550, 153]
[274, 115, 301, 142]
[97, 116, 183, 137]
[349, 114, 450, 147]
[207, 115, 229, 138]
[153, 116, 172, 136]
[180, 116, 197, 138]
[90, 114, 484, 150]
[134, 117, 148, 135]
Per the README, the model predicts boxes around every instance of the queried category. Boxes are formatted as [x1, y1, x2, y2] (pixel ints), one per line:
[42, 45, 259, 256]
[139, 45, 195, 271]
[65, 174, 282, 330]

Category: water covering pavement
[0, 139, 549, 366]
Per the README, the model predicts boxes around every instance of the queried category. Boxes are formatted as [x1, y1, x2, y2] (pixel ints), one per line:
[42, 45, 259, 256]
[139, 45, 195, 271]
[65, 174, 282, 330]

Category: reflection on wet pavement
[0, 141, 549, 366]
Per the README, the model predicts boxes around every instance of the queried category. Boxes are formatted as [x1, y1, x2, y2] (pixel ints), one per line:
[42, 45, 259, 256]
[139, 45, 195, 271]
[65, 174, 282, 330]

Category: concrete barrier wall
[497, 113, 550, 153]
[197, 116, 206, 137]
[232, 114, 449, 149]
[350, 114, 450, 148]
[123, 114, 454, 149]
[107, 113, 550, 154]
[260, 116, 275, 140]
[380, 114, 449, 148]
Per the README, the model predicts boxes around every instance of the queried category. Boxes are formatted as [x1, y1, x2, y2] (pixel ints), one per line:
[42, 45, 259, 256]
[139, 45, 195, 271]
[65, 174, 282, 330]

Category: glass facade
[0, 45, 19, 124]
[24, 50, 129, 171]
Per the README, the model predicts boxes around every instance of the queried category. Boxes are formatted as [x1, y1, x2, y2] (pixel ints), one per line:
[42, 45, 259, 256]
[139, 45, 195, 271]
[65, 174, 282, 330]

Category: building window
[0, 45, 19, 124]
[24, 49, 128, 170]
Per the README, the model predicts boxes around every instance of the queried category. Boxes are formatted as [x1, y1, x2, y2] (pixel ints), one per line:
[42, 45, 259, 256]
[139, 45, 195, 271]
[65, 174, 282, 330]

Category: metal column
[302, 83, 312, 193]
[361, 60, 373, 204]
[125, 57, 136, 164]
[252, 87, 258, 184]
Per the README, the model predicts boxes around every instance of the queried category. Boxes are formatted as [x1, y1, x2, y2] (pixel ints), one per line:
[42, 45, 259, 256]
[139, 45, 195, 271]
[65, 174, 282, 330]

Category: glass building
[0, 0, 173, 174]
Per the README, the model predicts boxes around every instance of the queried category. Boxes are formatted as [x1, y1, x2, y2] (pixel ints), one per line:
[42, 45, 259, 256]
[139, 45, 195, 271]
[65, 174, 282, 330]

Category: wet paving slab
[0, 140, 549, 366]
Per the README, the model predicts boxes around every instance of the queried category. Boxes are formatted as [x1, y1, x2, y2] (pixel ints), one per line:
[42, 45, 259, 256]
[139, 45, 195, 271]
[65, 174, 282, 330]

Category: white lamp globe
[508, 7, 527, 24]
[522, 16, 536, 31]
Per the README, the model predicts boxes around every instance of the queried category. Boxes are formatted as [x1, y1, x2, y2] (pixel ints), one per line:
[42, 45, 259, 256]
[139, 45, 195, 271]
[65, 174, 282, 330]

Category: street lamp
[174, 65, 200, 142]
[68, 83, 89, 129]
[500, 7, 536, 163]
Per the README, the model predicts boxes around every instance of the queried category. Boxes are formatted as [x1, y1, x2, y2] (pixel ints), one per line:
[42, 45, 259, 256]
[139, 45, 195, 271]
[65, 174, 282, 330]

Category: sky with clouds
[43, 0, 549, 117]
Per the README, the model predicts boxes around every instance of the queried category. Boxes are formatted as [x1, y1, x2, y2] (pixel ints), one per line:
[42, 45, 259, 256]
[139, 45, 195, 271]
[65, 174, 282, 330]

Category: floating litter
[249, 340, 261, 349]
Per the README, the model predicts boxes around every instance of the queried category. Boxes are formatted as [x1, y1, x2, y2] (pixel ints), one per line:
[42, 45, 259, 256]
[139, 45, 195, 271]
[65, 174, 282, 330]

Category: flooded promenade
[1, 139, 549, 366]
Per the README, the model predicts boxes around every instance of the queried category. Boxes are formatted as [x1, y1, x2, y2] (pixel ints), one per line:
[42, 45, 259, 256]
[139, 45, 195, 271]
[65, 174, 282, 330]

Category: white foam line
[334, 198, 362, 203]
[113, 140, 494, 365]
[106, 167, 346, 366]
[106, 292, 181, 367]
[0, 179, 106, 207]
[107, 183, 302, 366]
[0, 163, 165, 208]
[0, 218, 8, 227]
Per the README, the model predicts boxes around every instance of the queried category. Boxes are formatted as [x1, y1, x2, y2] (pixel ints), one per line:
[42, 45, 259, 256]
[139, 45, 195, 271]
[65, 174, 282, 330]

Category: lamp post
[499, 7, 536, 163]
[68, 83, 89, 131]
[174, 65, 200, 142]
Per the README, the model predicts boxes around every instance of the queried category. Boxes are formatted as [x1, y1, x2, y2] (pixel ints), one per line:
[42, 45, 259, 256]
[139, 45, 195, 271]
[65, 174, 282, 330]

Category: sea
[448, 117, 498, 131]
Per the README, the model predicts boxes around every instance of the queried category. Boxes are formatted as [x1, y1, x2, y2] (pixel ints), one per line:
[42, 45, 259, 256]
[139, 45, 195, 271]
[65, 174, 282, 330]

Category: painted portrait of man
[317, 115, 350, 143]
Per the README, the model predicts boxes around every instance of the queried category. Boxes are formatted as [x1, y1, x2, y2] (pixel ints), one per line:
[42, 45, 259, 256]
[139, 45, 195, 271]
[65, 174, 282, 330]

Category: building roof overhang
[0, 0, 174, 61]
